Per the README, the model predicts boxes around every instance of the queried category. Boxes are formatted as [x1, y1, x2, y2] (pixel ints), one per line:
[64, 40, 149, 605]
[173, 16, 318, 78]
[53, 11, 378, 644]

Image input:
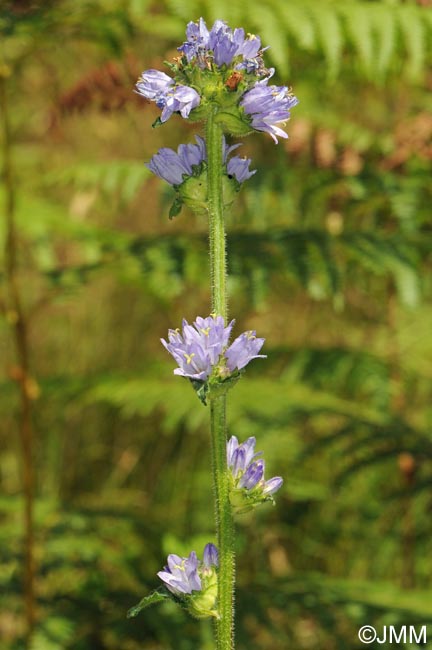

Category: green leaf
[127, 589, 170, 618]
[370, 3, 396, 77]
[272, 0, 316, 52]
[342, 3, 374, 75]
[152, 116, 164, 129]
[190, 379, 209, 406]
[309, 3, 343, 79]
[397, 5, 425, 80]
[169, 196, 183, 219]
[252, 4, 289, 76]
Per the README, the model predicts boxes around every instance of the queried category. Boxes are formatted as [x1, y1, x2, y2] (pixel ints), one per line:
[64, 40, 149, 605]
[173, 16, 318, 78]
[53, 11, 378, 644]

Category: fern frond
[306, 2, 343, 79]
[341, 3, 375, 75]
[270, 0, 316, 52]
[252, 4, 290, 76]
[397, 5, 426, 81]
[165, 0, 201, 20]
[45, 160, 150, 203]
[370, 3, 397, 78]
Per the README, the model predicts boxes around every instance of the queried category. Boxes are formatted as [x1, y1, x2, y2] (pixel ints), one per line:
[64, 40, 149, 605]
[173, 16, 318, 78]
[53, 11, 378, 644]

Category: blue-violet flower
[146, 136, 206, 186]
[161, 315, 265, 381]
[240, 78, 299, 143]
[225, 330, 266, 372]
[136, 69, 200, 123]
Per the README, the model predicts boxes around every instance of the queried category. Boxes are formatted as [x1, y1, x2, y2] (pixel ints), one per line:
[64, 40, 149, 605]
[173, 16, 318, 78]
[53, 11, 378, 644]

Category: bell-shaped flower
[146, 136, 206, 186]
[226, 155, 256, 182]
[136, 70, 201, 123]
[225, 330, 266, 372]
[158, 551, 201, 595]
[135, 69, 173, 99]
[240, 78, 299, 143]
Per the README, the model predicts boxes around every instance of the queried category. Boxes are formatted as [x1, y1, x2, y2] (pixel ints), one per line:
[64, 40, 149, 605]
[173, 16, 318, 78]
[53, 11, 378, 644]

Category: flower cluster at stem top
[158, 543, 219, 619]
[136, 17, 298, 142]
[227, 436, 283, 512]
[161, 315, 266, 382]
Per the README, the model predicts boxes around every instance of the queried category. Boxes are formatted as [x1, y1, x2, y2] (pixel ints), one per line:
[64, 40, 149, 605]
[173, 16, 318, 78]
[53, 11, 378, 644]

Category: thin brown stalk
[0, 66, 36, 645]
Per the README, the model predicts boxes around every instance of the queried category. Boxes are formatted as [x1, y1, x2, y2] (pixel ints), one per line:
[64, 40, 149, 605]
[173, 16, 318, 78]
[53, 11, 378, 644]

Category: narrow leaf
[127, 590, 169, 618]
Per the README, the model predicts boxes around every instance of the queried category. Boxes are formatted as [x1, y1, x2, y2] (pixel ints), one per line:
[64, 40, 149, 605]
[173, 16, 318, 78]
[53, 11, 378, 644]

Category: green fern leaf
[128, 0, 152, 19]
[252, 4, 289, 76]
[203, 0, 244, 24]
[165, 0, 201, 21]
[268, 0, 316, 52]
[341, 3, 375, 75]
[308, 3, 343, 79]
[369, 3, 397, 77]
[397, 5, 425, 80]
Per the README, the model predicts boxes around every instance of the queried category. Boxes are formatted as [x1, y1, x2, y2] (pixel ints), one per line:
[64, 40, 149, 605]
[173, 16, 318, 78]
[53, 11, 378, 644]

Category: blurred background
[1, 0, 432, 648]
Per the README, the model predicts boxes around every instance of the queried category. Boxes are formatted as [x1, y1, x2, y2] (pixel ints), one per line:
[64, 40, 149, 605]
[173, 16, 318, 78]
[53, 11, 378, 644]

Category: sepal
[187, 103, 210, 123]
[187, 571, 219, 619]
[152, 116, 164, 129]
[189, 370, 243, 406]
[229, 485, 276, 514]
[222, 175, 241, 207]
[189, 378, 209, 405]
[208, 370, 242, 399]
[178, 174, 208, 212]
[169, 196, 183, 219]
[215, 110, 254, 137]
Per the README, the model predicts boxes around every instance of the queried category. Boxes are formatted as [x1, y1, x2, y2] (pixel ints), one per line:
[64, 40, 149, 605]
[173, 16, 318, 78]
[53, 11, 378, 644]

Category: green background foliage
[1, 0, 432, 648]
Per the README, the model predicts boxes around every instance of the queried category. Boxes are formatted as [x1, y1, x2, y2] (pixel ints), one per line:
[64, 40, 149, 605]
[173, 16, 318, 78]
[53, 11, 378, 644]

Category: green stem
[206, 108, 235, 650]
[206, 107, 227, 320]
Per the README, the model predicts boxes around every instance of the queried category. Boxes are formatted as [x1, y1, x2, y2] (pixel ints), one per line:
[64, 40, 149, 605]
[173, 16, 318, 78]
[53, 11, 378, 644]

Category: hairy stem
[206, 107, 235, 650]
[206, 107, 227, 319]
[1, 68, 36, 646]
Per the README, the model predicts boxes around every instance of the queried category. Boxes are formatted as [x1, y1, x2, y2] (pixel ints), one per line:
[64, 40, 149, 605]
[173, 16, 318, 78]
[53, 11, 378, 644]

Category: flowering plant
[128, 17, 297, 650]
